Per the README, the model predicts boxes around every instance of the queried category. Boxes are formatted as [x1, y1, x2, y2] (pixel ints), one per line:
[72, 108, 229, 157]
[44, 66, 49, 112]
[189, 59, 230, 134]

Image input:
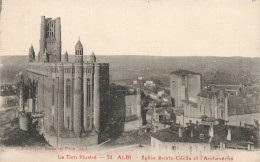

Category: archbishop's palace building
[18, 16, 110, 146]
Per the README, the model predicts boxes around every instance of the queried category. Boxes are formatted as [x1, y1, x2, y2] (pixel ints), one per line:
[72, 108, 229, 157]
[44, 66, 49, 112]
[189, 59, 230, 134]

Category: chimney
[227, 128, 231, 141]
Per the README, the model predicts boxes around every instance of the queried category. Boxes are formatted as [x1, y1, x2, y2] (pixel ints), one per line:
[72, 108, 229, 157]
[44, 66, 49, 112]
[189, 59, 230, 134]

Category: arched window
[66, 79, 71, 108]
[87, 117, 90, 128]
[87, 79, 91, 107]
[67, 116, 70, 129]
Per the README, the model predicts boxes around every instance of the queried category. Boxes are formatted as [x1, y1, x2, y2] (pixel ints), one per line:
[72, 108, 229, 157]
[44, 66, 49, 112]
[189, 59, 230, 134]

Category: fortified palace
[18, 16, 110, 146]
[170, 69, 260, 127]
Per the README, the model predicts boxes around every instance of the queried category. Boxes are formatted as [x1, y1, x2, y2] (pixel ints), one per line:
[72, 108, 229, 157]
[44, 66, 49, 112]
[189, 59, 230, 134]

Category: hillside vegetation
[1, 55, 259, 86]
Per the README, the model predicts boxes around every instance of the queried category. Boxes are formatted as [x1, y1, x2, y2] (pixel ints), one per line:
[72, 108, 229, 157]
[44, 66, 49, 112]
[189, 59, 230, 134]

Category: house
[151, 125, 211, 154]
[176, 84, 252, 126]
[227, 86, 260, 127]
[144, 81, 155, 87]
[151, 123, 257, 153]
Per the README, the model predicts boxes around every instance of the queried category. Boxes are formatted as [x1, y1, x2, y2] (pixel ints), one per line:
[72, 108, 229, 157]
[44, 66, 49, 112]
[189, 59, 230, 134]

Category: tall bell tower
[39, 16, 61, 63]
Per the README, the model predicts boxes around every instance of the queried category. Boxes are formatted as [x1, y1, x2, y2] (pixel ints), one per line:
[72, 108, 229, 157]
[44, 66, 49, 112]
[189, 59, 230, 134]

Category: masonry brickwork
[20, 16, 110, 146]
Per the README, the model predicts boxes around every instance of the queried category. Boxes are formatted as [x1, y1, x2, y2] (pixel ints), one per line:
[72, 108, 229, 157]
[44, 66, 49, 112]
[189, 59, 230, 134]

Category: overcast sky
[0, 0, 259, 57]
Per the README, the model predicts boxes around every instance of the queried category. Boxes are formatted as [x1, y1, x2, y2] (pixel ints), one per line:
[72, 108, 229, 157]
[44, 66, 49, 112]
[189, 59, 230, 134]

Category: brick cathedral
[19, 16, 110, 146]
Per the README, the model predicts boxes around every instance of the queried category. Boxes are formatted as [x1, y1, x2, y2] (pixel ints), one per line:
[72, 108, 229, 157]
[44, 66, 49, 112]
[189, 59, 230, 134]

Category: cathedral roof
[75, 40, 83, 48]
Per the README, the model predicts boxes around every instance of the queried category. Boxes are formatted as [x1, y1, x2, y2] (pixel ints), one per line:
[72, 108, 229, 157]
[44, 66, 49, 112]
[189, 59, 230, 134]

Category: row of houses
[119, 70, 259, 152]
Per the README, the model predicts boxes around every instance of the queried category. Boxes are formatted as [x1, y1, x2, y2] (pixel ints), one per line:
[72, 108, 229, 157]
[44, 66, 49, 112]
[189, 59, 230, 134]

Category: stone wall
[151, 137, 210, 154]
[227, 113, 260, 126]
[124, 120, 142, 131]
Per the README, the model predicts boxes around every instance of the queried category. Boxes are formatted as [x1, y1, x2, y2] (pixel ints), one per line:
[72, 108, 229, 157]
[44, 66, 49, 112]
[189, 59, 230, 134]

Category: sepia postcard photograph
[0, 0, 260, 161]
